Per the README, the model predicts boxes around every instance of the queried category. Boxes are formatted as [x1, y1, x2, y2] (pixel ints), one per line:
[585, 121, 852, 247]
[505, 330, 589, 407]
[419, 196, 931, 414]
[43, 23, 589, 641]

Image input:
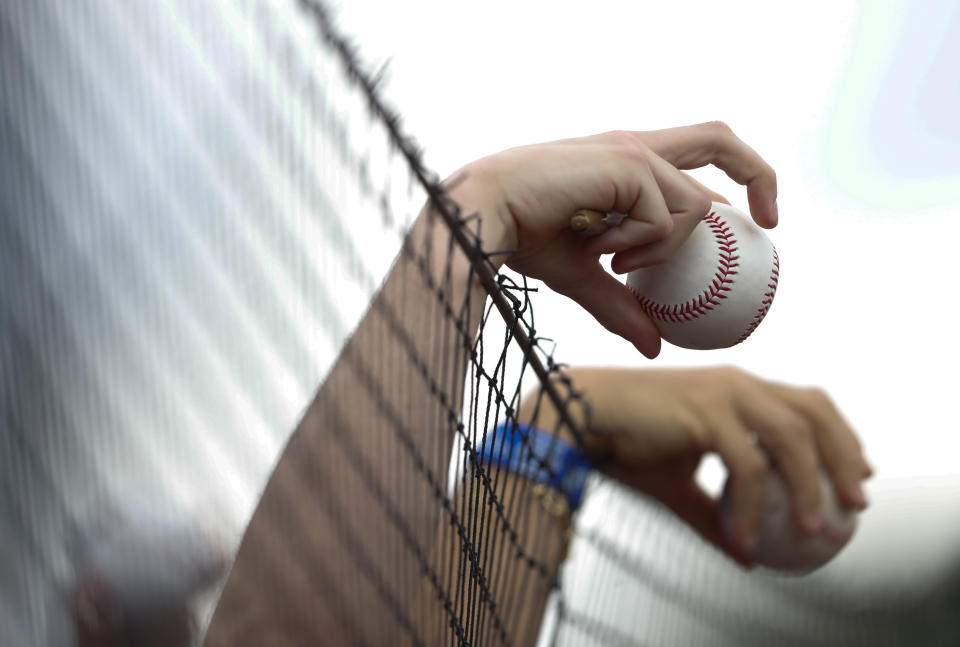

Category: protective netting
[1, 1, 956, 646]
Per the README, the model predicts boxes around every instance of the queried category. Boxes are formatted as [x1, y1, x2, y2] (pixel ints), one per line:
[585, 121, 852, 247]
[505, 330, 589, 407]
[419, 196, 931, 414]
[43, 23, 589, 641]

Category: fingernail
[739, 532, 757, 557]
[771, 201, 779, 226]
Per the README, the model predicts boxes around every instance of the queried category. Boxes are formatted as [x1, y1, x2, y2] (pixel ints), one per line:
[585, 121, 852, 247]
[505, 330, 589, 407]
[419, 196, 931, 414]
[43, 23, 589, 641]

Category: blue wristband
[474, 422, 592, 509]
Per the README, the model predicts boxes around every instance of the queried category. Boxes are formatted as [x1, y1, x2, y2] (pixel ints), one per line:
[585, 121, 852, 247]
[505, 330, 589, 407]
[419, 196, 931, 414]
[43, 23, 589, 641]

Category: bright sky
[332, 0, 960, 485]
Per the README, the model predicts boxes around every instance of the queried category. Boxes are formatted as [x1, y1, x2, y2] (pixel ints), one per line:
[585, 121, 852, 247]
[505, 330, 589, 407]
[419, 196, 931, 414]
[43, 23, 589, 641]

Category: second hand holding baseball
[720, 464, 859, 572]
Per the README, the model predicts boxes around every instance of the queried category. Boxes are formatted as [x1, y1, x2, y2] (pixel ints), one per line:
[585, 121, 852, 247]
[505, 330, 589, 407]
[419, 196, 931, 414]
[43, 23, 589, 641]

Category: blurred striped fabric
[1, 1, 414, 643]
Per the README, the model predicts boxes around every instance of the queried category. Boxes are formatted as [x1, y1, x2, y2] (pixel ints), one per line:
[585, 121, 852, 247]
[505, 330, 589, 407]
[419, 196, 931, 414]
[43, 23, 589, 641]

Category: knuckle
[687, 420, 712, 453]
[711, 364, 746, 383]
[654, 218, 674, 238]
[611, 143, 649, 169]
[609, 129, 641, 149]
[706, 120, 735, 137]
[459, 158, 498, 187]
[759, 165, 779, 195]
[803, 386, 834, 409]
[693, 192, 713, 217]
[744, 453, 769, 481]
[840, 438, 866, 467]
[784, 416, 813, 443]
[628, 145, 652, 166]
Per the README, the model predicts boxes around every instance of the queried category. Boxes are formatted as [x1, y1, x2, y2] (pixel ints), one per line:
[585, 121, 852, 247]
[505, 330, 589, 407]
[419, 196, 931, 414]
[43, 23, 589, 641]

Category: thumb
[610, 460, 752, 567]
[629, 470, 754, 568]
[663, 482, 753, 568]
[557, 267, 661, 359]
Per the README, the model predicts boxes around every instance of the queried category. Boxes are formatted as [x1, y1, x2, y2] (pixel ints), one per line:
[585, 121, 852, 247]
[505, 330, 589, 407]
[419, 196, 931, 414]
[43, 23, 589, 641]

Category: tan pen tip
[570, 209, 608, 236]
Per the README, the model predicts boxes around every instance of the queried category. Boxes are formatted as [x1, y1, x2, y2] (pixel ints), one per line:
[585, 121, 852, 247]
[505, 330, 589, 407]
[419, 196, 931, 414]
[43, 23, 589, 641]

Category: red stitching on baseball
[629, 211, 740, 323]
[737, 248, 779, 343]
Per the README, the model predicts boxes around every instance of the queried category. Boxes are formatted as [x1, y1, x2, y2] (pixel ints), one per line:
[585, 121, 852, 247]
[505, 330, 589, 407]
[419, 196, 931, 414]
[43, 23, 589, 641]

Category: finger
[605, 155, 712, 272]
[609, 454, 754, 568]
[608, 213, 702, 273]
[645, 150, 714, 219]
[636, 122, 778, 228]
[559, 265, 661, 359]
[583, 217, 671, 255]
[774, 385, 870, 509]
[682, 171, 730, 205]
[713, 415, 770, 557]
[583, 157, 674, 254]
[609, 239, 680, 272]
[736, 392, 823, 535]
[662, 481, 754, 568]
[610, 242, 662, 273]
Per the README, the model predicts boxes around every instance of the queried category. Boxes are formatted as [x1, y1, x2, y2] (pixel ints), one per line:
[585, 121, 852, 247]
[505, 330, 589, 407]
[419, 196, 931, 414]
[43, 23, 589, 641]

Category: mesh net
[1, 1, 955, 646]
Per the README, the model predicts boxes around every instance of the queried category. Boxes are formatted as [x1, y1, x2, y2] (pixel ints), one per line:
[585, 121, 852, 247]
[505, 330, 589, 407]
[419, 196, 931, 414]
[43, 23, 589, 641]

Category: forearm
[411, 371, 594, 644]
[204, 194, 509, 645]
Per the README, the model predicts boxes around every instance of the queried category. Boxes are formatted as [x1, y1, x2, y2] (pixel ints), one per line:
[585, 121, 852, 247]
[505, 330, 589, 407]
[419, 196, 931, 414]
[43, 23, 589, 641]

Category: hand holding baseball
[445, 122, 778, 358]
[535, 366, 872, 568]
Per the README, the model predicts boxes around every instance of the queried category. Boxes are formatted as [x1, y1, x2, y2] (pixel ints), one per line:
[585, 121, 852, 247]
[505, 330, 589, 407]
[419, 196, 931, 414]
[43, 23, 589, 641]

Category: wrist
[443, 161, 517, 265]
[515, 367, 614, 460]
[477, 421, 592, 511]
[400, 165, 518, 356]
[548, 368, 633, 461]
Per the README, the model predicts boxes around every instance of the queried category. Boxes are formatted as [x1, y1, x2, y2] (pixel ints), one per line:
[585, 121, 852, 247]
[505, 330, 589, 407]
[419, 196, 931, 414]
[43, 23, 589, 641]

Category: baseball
[626, 202, 779, 350]
[720, 467, 859, 573]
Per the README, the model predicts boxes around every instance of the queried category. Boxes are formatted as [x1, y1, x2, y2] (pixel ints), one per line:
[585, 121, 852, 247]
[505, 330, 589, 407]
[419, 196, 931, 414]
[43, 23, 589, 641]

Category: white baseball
[720, 467, 859, 573]
[627, 202, 779, 350]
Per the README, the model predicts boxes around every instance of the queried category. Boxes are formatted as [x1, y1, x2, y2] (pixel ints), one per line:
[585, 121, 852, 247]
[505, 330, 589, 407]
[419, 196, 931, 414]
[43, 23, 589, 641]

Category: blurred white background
[332, 0, 960, 486]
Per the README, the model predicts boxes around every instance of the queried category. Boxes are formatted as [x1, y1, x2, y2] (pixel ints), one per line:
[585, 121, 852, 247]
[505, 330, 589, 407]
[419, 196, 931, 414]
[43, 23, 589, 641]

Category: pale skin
[462, 125, 778, 357]
[449, 122, 869, 556]
[203, 122, 871, 644]
[517, 366, 871, 566]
